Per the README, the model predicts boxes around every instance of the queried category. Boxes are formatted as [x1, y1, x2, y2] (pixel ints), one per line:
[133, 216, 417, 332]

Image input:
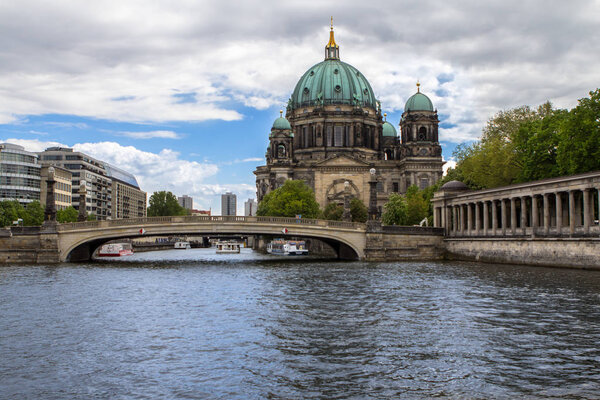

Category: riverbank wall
[445, 238, 600, 270]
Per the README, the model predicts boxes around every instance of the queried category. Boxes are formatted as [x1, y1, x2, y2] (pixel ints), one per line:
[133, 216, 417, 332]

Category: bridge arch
[57, 216, 366, 262]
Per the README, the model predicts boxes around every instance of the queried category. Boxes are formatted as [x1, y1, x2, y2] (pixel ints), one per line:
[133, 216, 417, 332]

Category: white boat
[267, 239, 308, 256]
[216, 241, 241, 254]
[97, 242, 134, 257]
[174, 241, 191, 249]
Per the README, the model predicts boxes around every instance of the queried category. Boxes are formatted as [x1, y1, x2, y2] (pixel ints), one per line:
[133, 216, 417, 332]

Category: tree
[87, 213, 97, 221]
[323, 202, 343, 221]
[349, 198, 368, 222]
[23, 201, 44, 226]
[404, 185, 430, 225]
[0, 200, 24, 227]
[257, 180, 321, 219]
[57, 206, 78, 223]
[556, 89, 600, 175]
[382, 193, 408, 225]
[147, 191, 187, 217]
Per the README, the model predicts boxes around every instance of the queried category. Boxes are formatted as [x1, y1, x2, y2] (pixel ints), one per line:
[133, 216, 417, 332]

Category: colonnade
[432, 173, 600, 238]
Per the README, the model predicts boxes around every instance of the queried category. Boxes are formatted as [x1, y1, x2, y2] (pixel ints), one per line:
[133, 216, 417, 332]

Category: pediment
[314, 154, 371, 168]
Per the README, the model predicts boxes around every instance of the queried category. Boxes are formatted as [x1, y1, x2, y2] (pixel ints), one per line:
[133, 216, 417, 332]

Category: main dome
[290, 60, 377, 111]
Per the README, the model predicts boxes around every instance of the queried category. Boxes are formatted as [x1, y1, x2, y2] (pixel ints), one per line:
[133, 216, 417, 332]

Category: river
[1, 248, 599, 399]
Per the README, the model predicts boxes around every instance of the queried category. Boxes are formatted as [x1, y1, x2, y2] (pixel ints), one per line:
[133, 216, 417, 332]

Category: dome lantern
[325, 17, 339, 60]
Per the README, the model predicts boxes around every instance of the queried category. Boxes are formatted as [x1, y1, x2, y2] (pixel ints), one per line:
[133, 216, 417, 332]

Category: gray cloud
[0, 0, 598, 141]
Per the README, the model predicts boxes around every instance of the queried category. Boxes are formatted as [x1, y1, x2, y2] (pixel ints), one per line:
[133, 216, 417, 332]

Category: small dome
[382, 121, 397, 137]
[441, 180, 469, 191]
[272, 116, 291, 130]
[405, 92, 434, 112]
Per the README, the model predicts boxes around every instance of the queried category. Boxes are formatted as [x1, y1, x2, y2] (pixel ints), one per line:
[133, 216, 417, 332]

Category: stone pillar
[531, 195, 538, 238]
[520, 196, 528, 234]
[459, 205, 464, 235]
[556, 192, 563, 235]
[475, 202, 481, 235]
[43, 167, 57, 225]
[78, 180, 88, 222]
[467, 203, 473, 236]
[343, 181, 351, 222]
[368, 169, 378, 222]
[453, 206, 458, 234]
[501, 199, 507, 236]
[543, 193, 550, 236]
[483, 201, 489, 236]
[583, 188, 591, 234]
[491, 200, 497, 235]
[510, 198, 517, 235]
[569, 190, 575, 236]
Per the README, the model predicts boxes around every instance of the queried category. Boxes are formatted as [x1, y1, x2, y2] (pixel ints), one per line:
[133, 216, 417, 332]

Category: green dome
[382, 121, 397, 137]
[272, 116, 291, 130]
[405, 92, 434, 112]
[290, 59, 377, 110]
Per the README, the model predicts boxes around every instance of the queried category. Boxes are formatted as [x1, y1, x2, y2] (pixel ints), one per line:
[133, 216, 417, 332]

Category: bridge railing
[56, 215, 366, 231]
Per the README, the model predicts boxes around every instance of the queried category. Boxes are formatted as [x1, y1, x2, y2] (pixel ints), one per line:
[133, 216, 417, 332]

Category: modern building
[191, 209, 211, 216]
[105, 163, 147, 219]
[0, 143, 41, 205]
[221, 192, 237, 216]
[38, 147, 146, 220]
[40, 166, 72, 210]
[178, 195, 193, 210]
[254, 24, 444, 213]
[244, 198, 257, 216]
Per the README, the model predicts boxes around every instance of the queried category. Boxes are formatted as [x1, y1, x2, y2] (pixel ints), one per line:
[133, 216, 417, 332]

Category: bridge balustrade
[432, 171, 600, 239]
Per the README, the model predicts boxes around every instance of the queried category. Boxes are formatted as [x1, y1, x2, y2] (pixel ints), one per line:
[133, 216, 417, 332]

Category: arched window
[384, 149, 392, 160]
[418, 126, 427, 141]
[277, 144, 286, 158]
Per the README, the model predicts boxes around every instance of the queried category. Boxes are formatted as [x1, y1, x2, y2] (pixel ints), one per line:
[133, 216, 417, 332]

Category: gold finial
[331, 16, 333, 30]
[327, 17, 338, 48]
[384, 112, 387, 121]
[279, 110, 283, 117]
[416, 80, 420, 92]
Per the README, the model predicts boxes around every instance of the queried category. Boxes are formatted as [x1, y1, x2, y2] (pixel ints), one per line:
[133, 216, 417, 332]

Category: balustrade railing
[56, 215, 366, 231]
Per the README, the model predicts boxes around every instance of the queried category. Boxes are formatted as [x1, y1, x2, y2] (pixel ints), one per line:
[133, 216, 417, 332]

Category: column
[501, 199, 507, 236]
[583, 188, 591, 234]
[492, 200, 498, 235]
[467, 203, 473, 236]
[569, 190, 575, 235]
[510, 198, 517, 235]
[483, 201, 489, 236]
[543, 193, 550, 236]
[475, 202, 481, 235]
[452, 206, 458, 234]
[520, 196, 528, 234]
[556, 192, 563, 235]
[531, 195, 539, 238]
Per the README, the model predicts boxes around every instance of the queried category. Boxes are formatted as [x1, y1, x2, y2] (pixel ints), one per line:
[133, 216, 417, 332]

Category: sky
[1, 0, 599, 214]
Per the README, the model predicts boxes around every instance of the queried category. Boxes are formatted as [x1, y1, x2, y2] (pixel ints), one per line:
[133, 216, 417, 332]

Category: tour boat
[174, 241, 191, 250]
[267, 239, 308, 256]
[97, 243, 134, 257]
[215, 241, 241, 254]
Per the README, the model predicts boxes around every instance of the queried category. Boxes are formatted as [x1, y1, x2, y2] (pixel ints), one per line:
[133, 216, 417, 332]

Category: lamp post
[43, 166, 57, 226]
[368, 168, 378, 221]
[342, 181, 351, 222]
[78, 180, 88, 222]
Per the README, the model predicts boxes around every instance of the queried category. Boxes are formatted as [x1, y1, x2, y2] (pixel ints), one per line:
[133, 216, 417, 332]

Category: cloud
[0, 1, 598, 140]
[28, 130, 47, 136]
[443, 160, 457, 176]
[119, 130, 181, 139]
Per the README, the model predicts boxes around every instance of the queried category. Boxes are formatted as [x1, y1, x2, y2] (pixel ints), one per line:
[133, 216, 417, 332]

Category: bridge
[56, 215, 368, 262]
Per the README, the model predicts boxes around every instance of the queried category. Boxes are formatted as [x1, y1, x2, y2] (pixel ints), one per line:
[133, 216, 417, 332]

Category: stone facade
[40, 166, 72, 210]
[255, 27, 443, 212]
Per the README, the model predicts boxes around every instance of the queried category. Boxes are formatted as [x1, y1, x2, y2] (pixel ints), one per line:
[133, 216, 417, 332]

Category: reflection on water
[1, 248, 600, 399]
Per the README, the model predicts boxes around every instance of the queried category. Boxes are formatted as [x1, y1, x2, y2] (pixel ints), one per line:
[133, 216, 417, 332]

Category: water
[1, 248, 600, 399]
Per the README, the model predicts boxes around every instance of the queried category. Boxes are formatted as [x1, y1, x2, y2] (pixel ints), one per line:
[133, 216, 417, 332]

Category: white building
[244, 198, 257, 216]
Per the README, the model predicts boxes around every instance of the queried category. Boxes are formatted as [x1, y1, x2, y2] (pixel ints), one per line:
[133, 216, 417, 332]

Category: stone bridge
[55, 215, 368, 262]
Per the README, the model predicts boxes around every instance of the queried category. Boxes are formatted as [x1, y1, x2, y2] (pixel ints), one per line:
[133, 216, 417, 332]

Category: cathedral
[254, 23, 444, 213]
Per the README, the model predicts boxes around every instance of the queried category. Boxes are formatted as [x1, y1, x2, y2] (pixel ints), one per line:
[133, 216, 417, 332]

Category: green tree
[349, 198, 368, 222]
[323, 202, 343, 221]
[382, 193, 408, 225]
[57, 206, 78, 223]
[87, 213, 97, 221]
[0, 200, 24, 227]
[147, 191, 187, 217]
[23, 201, 44, 226]
[404, 185, 430, 225]
[556, 89, 600, 175]
[257, 180, 321, 219]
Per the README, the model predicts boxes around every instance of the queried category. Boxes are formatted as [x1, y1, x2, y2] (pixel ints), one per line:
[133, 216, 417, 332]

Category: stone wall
[0, 228, 60, 264]
[445, 238, 600, 269]
[364, 226, 445, 261]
